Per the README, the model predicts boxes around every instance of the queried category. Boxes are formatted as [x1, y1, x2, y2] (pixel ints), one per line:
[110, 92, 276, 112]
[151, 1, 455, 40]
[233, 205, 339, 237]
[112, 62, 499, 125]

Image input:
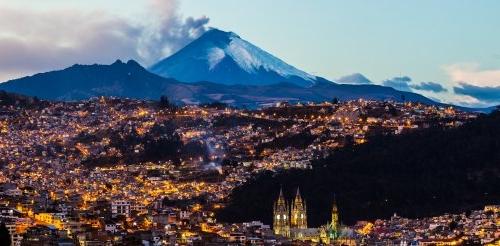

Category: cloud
[138, 0, 209, 64]
[453, 82, 500, 102]
[411, 81, 447, 93]
[0, 0, 209, 81]
[441, 94, 489, 108]
[382, 76, 413, 91]
[444, 63, 500, 87]
[0, 10, 142, 80]
[441, 63, 500, 107]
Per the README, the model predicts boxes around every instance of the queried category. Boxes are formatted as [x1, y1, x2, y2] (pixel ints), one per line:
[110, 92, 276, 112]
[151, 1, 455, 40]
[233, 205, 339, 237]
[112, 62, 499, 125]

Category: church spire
[273, 186, 290, 237]
[291, 187, 307, 229]
[330, 193, 340, 240]
[277, 186, 286, 205]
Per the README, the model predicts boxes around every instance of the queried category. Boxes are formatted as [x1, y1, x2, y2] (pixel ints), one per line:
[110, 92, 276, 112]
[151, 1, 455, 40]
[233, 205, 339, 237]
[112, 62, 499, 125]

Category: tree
[218, 111, 500, 226]
[331, 97, 339, 105]
[0, 222, 11, 246]
[159, 95, 170, 108]
[449, 220, 458, 231]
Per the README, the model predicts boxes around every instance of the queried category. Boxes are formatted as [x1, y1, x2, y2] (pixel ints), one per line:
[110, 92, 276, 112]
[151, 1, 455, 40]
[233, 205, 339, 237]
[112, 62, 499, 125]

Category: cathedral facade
[273, 188, 290, 237]
[273, 188, 351, 244]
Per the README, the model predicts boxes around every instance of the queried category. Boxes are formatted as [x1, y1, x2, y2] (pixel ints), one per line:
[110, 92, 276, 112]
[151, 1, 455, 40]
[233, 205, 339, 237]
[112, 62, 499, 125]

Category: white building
[111, 200, 130, 218]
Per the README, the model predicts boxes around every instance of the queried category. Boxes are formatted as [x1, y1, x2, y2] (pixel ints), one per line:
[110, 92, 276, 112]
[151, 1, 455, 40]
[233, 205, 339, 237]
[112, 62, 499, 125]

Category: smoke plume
[0, 0, 210, 81]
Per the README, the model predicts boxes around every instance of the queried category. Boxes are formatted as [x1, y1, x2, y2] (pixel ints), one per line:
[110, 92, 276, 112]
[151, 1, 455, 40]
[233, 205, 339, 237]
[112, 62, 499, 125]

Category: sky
[0, 0, 499, 107]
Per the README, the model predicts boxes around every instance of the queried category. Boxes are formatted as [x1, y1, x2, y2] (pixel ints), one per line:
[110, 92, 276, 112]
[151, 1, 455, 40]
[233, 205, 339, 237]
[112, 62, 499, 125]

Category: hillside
[218, 110, 500, 226]
[0, 62, 437, 108]
[0, 90, 47, 108]
[0, 60, 188, 101]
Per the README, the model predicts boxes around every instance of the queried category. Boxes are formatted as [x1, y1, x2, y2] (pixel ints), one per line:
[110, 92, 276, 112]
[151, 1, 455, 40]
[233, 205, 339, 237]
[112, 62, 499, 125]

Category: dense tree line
[79, 120, 207, 167]
[218, 111, 500, 226]
[0, 90, 47, 108]
[212, 115, 294, 129]
[255, 130, 317, 155]
[0, 222, 11, 246]
[200, 101, 231, 110]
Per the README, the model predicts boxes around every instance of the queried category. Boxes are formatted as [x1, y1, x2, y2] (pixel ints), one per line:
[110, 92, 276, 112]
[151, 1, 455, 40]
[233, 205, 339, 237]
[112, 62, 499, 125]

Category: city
[1, 1, 500, 245]
[1, 95, 497, 245]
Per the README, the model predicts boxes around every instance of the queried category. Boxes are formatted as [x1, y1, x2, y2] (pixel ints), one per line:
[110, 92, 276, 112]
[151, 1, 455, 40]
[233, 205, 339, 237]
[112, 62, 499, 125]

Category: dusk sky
[1, 0, 499, 107]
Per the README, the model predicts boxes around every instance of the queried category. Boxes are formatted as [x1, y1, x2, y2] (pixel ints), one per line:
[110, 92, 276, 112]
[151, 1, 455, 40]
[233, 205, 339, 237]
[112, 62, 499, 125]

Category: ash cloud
[0, 0, 210, 81]
[138, 0, 210, 65]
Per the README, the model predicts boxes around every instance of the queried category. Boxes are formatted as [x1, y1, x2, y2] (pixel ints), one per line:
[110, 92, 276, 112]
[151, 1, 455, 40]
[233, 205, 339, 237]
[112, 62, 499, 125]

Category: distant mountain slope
[218, 110, 500, 226]
[150, 29, 316, 87]
[0, 60, 433, 106]
[312, 78, 436, 104]
[1, 60, 487, 112]
[0, 27, 493, 111]
[0, 60, 187, 101]
[336, 73, 373, 84]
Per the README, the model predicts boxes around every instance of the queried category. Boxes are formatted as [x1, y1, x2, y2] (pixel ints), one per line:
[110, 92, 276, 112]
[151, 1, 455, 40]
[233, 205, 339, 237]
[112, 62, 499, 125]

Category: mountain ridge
[0, 27, 494, 112]
[0, 60, 493, 112]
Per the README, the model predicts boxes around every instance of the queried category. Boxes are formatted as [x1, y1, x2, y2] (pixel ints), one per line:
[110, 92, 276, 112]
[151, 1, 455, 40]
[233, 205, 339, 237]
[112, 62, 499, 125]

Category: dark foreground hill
[218, 110, 500, 226]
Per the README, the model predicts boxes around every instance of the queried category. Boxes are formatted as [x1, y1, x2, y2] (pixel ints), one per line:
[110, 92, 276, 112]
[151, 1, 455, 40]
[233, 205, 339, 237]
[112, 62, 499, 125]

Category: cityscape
[0, 0, 499, 245]
[0, 96, 497, 245]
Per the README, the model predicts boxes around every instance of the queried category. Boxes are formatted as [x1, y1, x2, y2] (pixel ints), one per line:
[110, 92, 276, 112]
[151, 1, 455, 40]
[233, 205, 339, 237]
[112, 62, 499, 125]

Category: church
[273, 187, 354, 244]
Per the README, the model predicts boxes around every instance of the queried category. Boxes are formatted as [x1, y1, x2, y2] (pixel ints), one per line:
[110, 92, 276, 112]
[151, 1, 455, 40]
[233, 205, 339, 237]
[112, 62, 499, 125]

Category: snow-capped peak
[150, 28, 316, 87]
[336, 73, 373, 84]
[207, 30, 314, 81]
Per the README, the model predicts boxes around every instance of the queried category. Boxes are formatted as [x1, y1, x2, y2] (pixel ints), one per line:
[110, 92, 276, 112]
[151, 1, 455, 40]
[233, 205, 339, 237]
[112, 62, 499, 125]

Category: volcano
[150, 28, 316, 87]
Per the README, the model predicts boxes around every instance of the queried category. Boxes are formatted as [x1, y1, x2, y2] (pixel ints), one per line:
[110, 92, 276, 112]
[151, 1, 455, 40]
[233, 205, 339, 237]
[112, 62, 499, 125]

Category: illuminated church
[273, 188, 354, 244]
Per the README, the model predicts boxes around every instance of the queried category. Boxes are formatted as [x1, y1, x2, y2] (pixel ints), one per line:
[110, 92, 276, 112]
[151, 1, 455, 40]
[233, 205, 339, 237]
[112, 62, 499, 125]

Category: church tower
[329, 195, 340, 240]
[273, 188, 290, 237]
[290, 187, 307, 229]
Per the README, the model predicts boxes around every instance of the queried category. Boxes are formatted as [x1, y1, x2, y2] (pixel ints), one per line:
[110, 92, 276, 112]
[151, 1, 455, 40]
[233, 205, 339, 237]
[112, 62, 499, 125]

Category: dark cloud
[394, 76, 411, 82]
[453, 82, 500, 102]
[411, 81, 447, 93]
[382, 76, 412, 91]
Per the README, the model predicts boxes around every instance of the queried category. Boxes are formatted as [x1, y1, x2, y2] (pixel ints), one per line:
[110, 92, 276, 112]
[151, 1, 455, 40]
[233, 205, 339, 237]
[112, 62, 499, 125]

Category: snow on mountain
[217, 32, 313, 80]
[337, 73, 373, 84]
[150, 29, 316, 87]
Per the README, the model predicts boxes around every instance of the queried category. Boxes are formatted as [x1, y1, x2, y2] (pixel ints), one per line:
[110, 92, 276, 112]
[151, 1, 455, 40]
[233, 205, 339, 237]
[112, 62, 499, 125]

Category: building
[273, 188, 290, 237]
[34, 212, 66, 230]
[111, 200, 130, 218]
[272, 188, 350, 244]
[290, 188, 307, 229]
[329, 196, 340, 239]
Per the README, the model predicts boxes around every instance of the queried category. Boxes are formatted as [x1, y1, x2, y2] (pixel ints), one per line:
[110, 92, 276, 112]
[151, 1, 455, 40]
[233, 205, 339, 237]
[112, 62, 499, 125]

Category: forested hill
[0, 90, 47, 108]
[218, 110, 500, 226]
